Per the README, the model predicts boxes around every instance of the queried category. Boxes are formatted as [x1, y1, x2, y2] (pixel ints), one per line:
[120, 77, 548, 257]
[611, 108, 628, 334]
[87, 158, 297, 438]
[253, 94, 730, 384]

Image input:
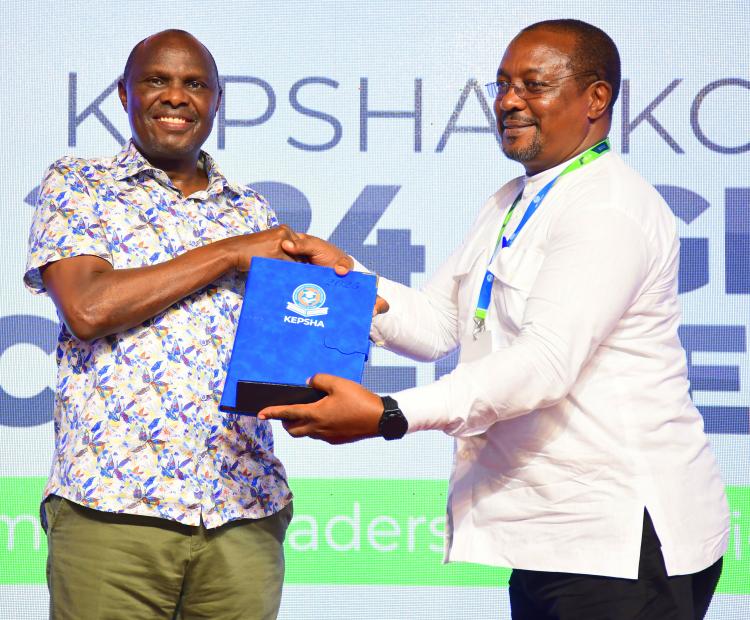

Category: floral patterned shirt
[25, 140, 292, 528]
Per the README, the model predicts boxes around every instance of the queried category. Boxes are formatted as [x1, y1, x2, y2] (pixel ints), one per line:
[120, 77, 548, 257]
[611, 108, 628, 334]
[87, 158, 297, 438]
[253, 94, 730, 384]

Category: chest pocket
[487, 245, 546, 333]
[451, 245, 487, 336]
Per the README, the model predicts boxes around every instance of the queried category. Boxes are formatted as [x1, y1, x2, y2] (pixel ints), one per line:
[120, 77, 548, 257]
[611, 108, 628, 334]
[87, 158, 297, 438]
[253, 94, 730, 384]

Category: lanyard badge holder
[472, 138, 611, 339]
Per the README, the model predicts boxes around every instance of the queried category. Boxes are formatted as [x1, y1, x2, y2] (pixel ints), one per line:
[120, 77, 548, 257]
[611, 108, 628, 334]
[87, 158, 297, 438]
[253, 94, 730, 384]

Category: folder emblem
[287, 283, 329, 317]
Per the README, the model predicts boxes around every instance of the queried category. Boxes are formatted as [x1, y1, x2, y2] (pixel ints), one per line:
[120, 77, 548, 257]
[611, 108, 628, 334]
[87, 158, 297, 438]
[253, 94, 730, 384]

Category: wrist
[378, 395, 408, 440]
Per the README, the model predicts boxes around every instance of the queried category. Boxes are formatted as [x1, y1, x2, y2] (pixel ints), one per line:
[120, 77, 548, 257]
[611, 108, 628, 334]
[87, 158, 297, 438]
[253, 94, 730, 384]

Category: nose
[160, 80, 189, 107]
[497, 85, 527, 113]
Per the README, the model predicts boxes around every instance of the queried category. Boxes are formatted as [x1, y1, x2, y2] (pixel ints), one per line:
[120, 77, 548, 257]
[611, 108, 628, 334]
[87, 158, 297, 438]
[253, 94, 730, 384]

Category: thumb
[282, 236, 320, 258]
[281, 238, 299, 253]
[307, 373, 338, 394]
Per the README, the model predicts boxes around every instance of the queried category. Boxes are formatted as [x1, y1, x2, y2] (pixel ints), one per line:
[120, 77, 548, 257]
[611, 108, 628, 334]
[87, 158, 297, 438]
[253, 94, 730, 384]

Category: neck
[140, 148, 209, 195]
[524, 124, 610, 177]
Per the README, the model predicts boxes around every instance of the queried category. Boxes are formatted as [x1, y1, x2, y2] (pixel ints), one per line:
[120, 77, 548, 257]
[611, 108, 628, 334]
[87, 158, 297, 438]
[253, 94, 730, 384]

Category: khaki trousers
[43, 495, 292, 620]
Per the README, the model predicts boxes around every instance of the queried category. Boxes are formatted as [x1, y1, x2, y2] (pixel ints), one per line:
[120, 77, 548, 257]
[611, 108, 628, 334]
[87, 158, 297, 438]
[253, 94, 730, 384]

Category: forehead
[498, 29, 577, 76]
[131, 34, 215, 77]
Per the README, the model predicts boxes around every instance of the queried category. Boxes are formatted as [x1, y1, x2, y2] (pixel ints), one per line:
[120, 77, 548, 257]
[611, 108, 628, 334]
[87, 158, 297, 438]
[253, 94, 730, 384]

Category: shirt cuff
[393, 380, 452, 434]
[369, 276, 402, 346]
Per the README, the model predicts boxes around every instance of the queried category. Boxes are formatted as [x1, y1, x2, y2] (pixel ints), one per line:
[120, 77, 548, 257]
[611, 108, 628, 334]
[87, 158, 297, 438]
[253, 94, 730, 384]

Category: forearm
[57, 242, 239, 340]
[394, 327, 574, 436]
[371, 277, 460, 362]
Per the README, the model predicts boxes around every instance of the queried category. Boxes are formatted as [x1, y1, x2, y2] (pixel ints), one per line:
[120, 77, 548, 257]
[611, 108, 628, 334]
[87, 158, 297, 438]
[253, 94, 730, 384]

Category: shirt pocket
[452, 245, 487, 334]
[487, 245, 545, 332]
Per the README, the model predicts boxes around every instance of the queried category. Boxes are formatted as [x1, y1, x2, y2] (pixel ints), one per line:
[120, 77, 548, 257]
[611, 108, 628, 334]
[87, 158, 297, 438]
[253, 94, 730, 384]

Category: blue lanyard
[473, 139, 611, 332]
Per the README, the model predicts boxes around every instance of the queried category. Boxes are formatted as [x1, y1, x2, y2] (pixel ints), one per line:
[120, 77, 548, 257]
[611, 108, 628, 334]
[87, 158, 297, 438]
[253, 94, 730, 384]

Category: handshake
[235, 225, 389, 317]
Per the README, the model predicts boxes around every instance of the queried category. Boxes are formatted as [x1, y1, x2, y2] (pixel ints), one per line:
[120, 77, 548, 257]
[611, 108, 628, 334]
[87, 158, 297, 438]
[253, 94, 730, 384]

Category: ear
[214, 86, 223, 116]
[117, 80, 128, 112]
[587, 81, 613, 121]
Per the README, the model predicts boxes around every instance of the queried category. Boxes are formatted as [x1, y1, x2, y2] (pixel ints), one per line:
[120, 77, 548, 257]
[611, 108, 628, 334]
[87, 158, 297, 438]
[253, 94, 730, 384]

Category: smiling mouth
[502, 122, 534, 130]
[502, 125, 534, 137]
[501, 120, 538, 140]
[154, 116, 194, 126]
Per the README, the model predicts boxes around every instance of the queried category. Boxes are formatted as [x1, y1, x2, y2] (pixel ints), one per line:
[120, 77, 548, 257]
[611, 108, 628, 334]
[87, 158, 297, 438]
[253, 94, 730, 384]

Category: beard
[501, 126, 543, 163]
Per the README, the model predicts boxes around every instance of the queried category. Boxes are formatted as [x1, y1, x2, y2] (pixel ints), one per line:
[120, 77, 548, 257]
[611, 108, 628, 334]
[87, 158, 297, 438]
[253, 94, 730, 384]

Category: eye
[144, 76, 165, 87]
[524, 80, 549, 94]
[496, 80, 511, 93]
[186, 80, 206, 90]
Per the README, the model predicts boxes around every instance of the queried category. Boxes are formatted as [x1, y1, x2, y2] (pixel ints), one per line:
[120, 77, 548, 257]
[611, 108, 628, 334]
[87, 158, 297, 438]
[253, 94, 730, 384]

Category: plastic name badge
[219, 257, 377, 415]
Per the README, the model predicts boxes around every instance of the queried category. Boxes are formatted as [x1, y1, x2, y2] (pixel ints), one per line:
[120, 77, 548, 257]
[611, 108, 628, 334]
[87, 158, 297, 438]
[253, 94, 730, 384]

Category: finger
[333, 256, 353, 276]
[281, 419, 330, 442]
[282, 421, 315, 439]
[373, 296, 390, 316]
[306, 373, 340, 394]
[281, 237, 314, 256]
[257, 404, 308, 421]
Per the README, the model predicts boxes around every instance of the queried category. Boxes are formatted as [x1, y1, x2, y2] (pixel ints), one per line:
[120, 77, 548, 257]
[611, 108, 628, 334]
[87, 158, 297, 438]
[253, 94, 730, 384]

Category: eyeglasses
[485, 71, 599, 100]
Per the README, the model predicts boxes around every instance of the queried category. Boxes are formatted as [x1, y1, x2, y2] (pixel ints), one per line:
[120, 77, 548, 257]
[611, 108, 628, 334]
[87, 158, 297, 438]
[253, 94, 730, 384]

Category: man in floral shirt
[25, 29, 295, 619]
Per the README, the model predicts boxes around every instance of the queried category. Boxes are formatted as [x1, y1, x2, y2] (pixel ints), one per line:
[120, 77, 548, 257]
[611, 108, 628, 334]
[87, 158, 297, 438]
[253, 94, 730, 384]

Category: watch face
[379, 396, 407, 440]
[381, 409, 408, 440]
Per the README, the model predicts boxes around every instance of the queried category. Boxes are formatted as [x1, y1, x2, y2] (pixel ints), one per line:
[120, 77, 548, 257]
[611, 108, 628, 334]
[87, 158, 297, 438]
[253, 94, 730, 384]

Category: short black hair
[122, 29, 220, 84]
[521, 19, 621, 112]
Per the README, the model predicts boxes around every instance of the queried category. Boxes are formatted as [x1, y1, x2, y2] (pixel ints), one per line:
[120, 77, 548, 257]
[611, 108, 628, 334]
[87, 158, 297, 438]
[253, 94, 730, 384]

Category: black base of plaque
[219, 380, 327, 416]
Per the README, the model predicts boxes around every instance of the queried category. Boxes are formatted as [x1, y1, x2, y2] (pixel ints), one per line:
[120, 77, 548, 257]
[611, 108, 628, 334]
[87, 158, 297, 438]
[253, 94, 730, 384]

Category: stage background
[1, 1, 748, 618]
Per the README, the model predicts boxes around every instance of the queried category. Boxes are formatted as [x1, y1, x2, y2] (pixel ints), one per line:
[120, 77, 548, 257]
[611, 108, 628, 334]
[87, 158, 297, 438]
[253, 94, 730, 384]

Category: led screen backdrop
[1, 1, 748, 618]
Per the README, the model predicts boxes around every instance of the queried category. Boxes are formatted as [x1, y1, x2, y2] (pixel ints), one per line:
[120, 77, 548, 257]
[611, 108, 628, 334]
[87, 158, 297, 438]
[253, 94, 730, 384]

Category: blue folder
[219, 257, 377, 415]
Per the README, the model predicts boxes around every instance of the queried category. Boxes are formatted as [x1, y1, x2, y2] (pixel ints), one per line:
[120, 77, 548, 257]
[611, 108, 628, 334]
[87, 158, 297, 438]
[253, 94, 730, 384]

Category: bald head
[122, 29, 219, 85]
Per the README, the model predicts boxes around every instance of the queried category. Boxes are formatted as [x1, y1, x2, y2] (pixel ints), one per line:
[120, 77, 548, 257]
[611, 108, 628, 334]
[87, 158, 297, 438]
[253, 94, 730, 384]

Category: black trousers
[508, 511, 723, 620]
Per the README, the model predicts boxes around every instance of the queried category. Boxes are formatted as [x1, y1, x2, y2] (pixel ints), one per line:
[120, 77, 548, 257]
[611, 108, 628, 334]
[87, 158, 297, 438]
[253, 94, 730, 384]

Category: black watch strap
[379, 395, 408, 440]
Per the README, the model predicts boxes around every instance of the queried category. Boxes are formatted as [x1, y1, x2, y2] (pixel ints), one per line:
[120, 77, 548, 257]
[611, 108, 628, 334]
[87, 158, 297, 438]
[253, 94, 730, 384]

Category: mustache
[501, 114, 538, 127]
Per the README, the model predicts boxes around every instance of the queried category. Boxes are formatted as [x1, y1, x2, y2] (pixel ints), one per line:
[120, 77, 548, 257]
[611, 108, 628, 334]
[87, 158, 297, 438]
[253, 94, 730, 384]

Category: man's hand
[223, 225, 300, 272]
[281, 234, 354, 275]
[281, 233, 389, 316]
[258, 374, 384, 444]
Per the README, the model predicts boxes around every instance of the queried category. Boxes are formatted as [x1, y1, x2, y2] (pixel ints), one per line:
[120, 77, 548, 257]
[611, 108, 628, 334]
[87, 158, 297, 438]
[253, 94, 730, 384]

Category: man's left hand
[258, 374, 383, 444]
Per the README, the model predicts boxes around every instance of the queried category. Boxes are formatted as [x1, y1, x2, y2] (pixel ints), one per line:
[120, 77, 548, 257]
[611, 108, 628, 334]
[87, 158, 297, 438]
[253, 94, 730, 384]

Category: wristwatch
[378, 395, 408, 440]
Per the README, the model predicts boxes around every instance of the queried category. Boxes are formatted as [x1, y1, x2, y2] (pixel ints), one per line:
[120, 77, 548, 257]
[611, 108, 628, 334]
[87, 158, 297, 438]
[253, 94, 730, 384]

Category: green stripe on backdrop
[1, 477, 748, 592]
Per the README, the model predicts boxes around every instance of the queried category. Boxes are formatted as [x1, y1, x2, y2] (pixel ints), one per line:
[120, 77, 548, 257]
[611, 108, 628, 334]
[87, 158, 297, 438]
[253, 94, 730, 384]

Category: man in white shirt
[260, 19, 729, 619]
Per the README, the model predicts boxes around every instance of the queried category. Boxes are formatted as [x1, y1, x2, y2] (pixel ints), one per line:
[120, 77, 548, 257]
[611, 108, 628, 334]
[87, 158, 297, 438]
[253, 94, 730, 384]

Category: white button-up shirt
[370, 149, 729, 578]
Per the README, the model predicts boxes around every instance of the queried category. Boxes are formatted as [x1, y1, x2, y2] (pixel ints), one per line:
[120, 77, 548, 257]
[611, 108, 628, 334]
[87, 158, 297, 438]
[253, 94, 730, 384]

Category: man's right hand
[280, 234, 354, 275]
[224, 225, 301, 272]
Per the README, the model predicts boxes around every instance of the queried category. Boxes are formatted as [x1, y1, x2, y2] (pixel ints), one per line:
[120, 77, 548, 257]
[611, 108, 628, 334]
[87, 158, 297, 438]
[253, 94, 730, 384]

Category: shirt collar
[522, 141, 610, 196]
[112, 139, 244, 197]
[522, 155, 577, 196]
